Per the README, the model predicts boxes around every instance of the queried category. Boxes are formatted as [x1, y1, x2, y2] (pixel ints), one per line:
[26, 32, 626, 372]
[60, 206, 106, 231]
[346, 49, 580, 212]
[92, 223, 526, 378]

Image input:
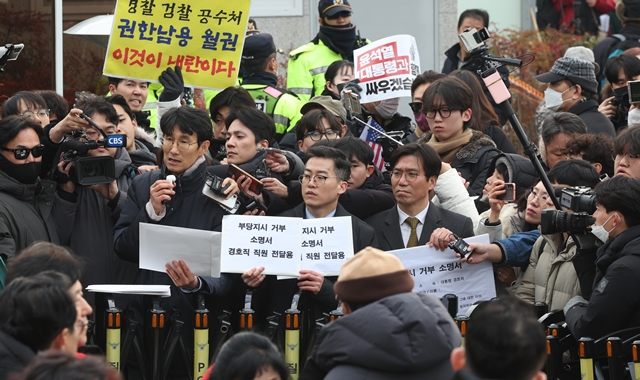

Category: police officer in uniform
[286, 0, 368, 102]
[241, 33, 303, 142]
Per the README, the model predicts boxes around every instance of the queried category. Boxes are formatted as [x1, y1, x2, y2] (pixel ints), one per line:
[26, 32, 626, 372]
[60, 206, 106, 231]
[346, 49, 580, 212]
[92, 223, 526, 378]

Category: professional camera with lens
[57, 130, 127, 186]
[540, 186, 596, 235]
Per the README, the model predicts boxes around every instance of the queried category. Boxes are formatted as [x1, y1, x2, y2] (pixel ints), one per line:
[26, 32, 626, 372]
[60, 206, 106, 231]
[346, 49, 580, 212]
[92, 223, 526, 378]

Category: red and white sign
[354, 35, 420, 102]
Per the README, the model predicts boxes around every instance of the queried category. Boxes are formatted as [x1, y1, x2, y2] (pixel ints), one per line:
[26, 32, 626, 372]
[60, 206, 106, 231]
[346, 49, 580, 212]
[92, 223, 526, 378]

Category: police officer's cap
[242, 33, 276, 60]
[319, 0, 352, 17]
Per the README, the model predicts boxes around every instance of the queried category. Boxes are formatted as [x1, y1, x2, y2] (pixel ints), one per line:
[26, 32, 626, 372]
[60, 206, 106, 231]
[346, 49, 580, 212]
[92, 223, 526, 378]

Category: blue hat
[242, 33, 276, 60]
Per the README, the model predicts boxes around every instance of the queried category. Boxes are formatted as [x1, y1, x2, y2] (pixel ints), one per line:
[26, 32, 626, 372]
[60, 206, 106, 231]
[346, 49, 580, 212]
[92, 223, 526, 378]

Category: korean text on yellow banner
[103, 0, 251, 89]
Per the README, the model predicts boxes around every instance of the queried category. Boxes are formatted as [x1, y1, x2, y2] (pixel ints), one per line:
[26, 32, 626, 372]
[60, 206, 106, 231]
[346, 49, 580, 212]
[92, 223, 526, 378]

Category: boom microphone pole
[462, 28, 562, 210]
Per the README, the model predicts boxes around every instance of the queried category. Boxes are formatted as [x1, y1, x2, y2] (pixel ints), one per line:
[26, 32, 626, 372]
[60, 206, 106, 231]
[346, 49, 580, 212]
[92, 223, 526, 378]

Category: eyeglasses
[391, 170, 421, 182]
[613, 152, 639, 166]
[325, 11, 351, 20]
[526, 189, 552, 205]
[425, 108, 458, 119]
[408, 102, 423, 113]
[20, 109, 50, 121]
[162, 138, 199, 152]
[75, 319, 90, 332]
[0, 144, 45, 160]
[299, 174, 339, 186]
[304, 130, 340, 141]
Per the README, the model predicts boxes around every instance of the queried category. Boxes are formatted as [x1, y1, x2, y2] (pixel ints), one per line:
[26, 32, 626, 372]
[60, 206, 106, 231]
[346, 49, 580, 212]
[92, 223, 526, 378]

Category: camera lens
[82, 162, 104, 177]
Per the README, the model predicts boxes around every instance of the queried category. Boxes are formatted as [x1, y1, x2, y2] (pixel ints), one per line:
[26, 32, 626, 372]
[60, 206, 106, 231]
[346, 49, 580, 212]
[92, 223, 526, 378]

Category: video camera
[459, 27, 490, 54]
[58, 128, 127, 186]
[0, 43, 24, 72]
[540, 187, 596, 235]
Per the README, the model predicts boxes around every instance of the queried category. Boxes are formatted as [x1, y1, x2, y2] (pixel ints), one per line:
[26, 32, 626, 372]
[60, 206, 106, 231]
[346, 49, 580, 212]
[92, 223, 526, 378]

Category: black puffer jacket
[301, 293, 461, 380]
[113, 161, 231, 378]
[566, 225, 640, 339]
[419, 130, 501, 197]
[0, 171, 58, 261]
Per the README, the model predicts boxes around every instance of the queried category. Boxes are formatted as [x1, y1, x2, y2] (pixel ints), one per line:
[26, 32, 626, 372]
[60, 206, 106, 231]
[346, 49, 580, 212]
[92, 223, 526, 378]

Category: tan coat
[516, 232, 581, 311]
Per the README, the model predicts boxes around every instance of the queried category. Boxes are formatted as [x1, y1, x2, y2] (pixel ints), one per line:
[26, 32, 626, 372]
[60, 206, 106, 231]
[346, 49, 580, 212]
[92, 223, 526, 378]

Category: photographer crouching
[564, 176, 640, 339]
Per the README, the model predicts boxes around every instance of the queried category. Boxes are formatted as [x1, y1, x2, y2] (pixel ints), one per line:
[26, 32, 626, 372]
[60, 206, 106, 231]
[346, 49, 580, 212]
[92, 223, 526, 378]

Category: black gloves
[158, 65, 184, 102]
[341, 78, 363, 96]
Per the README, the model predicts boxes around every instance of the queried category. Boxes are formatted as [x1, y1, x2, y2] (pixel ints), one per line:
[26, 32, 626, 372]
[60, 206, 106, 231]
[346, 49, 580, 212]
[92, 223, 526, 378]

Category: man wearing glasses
[52, 97, 139, 310]
[286, 0, 368, 102]
[365, 143, 473, 251]
[241, 145, 377, 327]
[0, 116, 59, 261]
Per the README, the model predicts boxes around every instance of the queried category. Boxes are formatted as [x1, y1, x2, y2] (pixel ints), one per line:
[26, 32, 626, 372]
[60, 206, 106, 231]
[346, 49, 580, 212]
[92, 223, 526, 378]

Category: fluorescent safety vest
[241, 84, 302, 137]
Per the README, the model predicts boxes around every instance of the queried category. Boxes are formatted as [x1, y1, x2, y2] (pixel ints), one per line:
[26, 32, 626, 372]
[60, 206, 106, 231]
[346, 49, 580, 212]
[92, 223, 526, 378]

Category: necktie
[405, 217, 419, 248]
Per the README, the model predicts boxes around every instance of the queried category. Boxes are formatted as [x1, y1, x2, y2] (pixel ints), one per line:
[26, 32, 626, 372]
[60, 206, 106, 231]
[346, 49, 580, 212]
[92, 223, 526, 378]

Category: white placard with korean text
[300, 217, 354, 275]
[220, 215, 302, 276]
[354, 34, 421, 103]
[389, 234, 496, 315]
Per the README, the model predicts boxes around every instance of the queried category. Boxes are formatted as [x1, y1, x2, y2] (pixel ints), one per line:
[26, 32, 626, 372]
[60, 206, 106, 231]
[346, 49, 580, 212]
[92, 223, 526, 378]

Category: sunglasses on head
[1, 145, 45, 160]
[325, 11, 351, 20]
[408, 102, 423, 113]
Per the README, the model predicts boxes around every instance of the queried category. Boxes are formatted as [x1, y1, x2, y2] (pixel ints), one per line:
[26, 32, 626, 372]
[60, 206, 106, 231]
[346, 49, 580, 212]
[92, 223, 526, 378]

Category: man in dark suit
[242, 145, 377, 327]
[365, 143, 474, 251]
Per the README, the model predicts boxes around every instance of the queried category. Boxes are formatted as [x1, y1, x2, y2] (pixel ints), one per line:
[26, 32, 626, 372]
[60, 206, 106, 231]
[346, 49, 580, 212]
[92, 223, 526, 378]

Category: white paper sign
[87, 284, 171, 297]
[300, 217, 354, 275]
[389, 234, 495, 315]
[220, 215, 302, 276]
[354, 34, 421, 103]
[139, 223, 222, 277]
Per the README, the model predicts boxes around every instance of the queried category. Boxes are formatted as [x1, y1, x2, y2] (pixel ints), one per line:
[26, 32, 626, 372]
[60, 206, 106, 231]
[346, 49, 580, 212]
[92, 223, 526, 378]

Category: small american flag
[359, 117, 385, 171]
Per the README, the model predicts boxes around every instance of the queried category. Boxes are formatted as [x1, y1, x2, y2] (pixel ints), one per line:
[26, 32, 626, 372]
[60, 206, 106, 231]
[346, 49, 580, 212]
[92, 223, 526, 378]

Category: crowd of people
[3, 0, 640, 379]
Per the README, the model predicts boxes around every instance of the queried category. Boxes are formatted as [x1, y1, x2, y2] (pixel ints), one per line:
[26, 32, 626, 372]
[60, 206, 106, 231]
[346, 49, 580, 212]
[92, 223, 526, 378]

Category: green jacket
[241, 84, 302, 138]
[0, 171, 58, 261]
[286, 40, 343, 103]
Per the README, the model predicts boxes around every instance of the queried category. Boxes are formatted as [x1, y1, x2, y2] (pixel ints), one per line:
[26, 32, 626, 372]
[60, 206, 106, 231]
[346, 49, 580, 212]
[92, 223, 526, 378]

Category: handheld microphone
[164, 175, 176, 205]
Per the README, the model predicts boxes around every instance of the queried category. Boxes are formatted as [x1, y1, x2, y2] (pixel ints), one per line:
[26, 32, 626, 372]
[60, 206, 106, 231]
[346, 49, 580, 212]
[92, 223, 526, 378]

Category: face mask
[375, 98, 400, 120]
[544, 86, 574, 112]
[336, 82, 346, 94]
[591, 213, 617, 243]
[629, 108, 640, 126]
[0, 154, 41, 184]
[413, 111, 430, 132]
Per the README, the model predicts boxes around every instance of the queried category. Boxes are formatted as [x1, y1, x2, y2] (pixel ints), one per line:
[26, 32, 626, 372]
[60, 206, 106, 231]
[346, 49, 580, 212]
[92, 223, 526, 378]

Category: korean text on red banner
[354, 34, 421, 103]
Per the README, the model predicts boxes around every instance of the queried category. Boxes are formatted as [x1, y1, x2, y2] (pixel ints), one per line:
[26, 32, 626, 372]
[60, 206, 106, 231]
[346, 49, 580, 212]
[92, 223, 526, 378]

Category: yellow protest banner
[103, 0, 251, 89]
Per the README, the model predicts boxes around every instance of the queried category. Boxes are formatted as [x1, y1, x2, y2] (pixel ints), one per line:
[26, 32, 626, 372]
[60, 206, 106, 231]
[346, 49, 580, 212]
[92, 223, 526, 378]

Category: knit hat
[535, 57, 598, 93]
[564, 46, 600, 74]
[301, 95, 348, 123]
[616, 0, 640, 24]
[334, 247, 414, 304]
